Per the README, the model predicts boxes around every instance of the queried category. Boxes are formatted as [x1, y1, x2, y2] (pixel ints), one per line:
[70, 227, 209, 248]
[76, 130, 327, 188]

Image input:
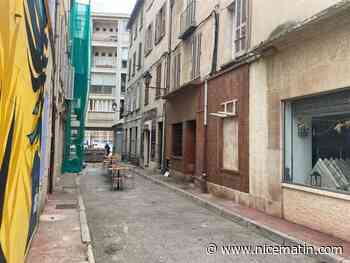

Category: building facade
[248, 0, 350, 241]
[123, 0, 145, 165]
[85, 12, 129, 150]
[126, 0, 350, 242]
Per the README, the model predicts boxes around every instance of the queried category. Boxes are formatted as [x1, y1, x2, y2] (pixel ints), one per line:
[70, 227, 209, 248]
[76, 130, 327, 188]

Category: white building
[85, 12, 129, 150]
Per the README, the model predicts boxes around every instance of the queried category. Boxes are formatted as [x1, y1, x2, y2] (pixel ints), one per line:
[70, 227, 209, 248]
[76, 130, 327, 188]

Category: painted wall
[249, 5, 350, 228]
[0, 0, 52, 262]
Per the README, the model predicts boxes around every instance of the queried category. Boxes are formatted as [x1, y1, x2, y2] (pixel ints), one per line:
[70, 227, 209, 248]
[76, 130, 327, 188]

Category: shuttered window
[155, 63, 162, 99]
[155, 3, 166, 44]
[232, 0, 248, 56]
[191, 32, 202, 79]
[145, 23, 153, 55]
[173, 52, 181, 90]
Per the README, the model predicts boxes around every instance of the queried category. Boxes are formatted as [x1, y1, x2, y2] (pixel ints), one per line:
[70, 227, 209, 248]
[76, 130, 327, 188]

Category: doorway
[143, 130, 150, 167]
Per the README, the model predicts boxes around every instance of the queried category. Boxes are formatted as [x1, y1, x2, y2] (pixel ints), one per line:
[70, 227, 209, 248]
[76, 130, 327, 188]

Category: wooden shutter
[156, 63, 162, 99]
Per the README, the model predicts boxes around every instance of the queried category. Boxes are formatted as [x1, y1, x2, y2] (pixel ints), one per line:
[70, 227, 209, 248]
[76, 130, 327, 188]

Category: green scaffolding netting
[62, 0, 91, 173]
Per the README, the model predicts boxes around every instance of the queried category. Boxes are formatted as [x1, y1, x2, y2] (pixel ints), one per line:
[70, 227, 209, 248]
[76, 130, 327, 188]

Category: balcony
[179, 1, 197, 40]
[92, 57, 117, 69]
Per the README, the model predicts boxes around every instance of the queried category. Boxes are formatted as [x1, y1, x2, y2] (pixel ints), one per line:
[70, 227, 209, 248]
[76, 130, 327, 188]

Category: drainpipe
[48, 0, 60, 194]
[201, 7, 219, 193]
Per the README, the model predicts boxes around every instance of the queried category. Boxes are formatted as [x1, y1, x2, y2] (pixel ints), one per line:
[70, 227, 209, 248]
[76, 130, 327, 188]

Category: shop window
[172, 123, 183, 157]
[284, 91, 350, 194]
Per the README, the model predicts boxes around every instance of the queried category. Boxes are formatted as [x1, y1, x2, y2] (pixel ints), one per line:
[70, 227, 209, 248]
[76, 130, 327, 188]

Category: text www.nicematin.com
[206, 243, 344, 256]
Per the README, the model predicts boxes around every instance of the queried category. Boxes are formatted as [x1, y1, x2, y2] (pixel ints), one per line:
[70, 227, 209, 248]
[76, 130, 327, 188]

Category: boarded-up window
[172, 123, 183, 157]
[155, 63, 162, 99]
[223, 118, 239, 171]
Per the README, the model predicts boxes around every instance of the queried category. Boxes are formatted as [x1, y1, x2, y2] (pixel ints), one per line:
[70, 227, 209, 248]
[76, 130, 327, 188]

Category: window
[95, 52, 99, 56]
[121, 73, 126, 92]
[173, 51, 181, 90]
[128, 59, 132, 80]
[284, 91, 350, 194]
[108, 53, 112, 57]
[145, 23, 153, 55]
[134, 19, 138, 40]
[101, 52, 106, 56]
[90, 86, 113, 95]
[114, 52, 117, 57]
[130, 29, 133, 47]
[103, 28, 106, 32]
[138, 42, 142, 69]
[155, 3, 166, 44]
[120, 99, 125, 118]
[95, 27, 100, 31]
[145, 83, 149, 106]
[132, 52, 136, 76]
[121, 47, 128, 68]
[139, 5, 144, 30]
[191, 32, 202, 79]
[172, 123, 183, 157]
[109, 28, 113, 32]
[155, 63, 162, 99]
[230, 0, 249, 57]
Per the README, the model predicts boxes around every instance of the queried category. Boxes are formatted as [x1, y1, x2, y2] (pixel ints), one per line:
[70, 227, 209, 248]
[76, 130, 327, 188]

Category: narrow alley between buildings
[80, 165, 320, 263]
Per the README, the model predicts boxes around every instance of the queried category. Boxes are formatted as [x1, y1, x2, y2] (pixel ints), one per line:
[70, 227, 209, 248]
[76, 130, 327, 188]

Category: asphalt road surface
[80, 166, 321, 263]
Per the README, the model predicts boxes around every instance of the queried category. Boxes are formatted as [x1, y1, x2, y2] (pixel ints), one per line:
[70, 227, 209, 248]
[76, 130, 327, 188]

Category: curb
[135, 169, 348, 263]
[76, 176, 95, 263]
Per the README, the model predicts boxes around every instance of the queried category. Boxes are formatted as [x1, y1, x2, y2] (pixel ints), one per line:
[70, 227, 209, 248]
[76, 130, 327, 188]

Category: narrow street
[80, 166, 320, 263]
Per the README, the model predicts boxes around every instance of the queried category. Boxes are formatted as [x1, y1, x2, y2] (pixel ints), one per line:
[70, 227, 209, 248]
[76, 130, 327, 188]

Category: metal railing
[179, 0, 196, 38]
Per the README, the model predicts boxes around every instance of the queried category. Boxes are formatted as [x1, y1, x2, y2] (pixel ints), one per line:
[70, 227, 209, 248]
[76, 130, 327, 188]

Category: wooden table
[109, 165, 133, 191]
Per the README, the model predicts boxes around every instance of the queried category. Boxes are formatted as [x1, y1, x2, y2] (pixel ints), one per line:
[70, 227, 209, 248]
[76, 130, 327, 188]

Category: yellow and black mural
[0, 0, 50, 262]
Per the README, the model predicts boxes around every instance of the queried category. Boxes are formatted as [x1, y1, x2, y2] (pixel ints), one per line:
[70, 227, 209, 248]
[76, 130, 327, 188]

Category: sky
[91, 0, 137, 14]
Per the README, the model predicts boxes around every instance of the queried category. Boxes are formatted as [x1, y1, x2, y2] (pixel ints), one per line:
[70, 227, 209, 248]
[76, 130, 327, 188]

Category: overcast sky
[91, 0, 137, 14]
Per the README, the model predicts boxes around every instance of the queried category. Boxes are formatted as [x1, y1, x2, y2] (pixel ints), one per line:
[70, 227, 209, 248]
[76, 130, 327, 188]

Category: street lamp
[143, 71, 167, 90]
[112, 102, 118, 112]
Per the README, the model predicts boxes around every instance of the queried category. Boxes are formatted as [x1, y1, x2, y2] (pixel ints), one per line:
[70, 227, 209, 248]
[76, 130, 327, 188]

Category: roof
[126, 0, 144, 29]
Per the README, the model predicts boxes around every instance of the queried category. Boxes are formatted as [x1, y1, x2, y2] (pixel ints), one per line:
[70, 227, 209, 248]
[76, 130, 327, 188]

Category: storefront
[284, 90, 350, 193]
[249, 6, 350, 241]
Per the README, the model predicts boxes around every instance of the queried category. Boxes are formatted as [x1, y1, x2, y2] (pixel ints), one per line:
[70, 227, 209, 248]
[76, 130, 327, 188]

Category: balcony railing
[179, 0, 197, 40]
[93, 57, 117, 68]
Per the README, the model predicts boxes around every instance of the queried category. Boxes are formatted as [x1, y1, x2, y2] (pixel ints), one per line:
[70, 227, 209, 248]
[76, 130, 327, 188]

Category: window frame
[282, 93, 350, 196]
[155, 62, 162, 99]
[231, 0, 249, 58]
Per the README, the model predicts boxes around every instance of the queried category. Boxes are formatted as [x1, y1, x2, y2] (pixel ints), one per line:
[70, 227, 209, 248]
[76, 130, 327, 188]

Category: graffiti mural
[0, 0, 50, 262]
